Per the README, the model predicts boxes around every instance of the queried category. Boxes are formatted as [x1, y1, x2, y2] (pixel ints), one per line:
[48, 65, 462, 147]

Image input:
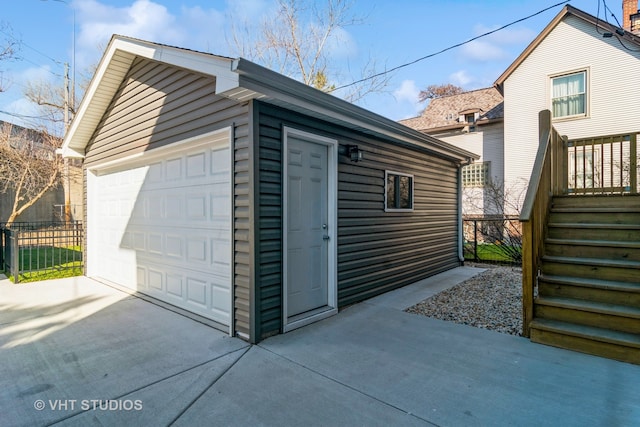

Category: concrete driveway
[1, 269, 640, 426]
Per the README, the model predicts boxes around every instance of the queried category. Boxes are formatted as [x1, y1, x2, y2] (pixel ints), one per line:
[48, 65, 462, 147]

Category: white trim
[284, 307, 338, 333]
[88, 128, 231, 174]
[548, 67, 590, 121]
[62, 35, 238, 158]
[86, 127, 234, 337]
[282, 127, 338, 333]
[384, 170, 415, 212]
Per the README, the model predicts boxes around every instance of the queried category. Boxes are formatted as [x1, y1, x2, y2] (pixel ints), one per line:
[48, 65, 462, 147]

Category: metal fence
[463, 216, 522, 265]
[1, 221, 83, 283]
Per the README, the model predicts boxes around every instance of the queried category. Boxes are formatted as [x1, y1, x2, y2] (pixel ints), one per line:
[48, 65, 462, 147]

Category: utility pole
[63, 62, 71, 223]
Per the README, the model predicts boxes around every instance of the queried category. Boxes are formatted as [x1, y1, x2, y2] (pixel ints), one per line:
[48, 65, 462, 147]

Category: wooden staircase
[528, 195, 640, 364]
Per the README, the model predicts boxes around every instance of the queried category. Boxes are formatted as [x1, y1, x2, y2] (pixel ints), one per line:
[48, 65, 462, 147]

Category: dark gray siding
[84, 58, 247, 166]
[255, 102, 461, 340]
[81, 57, 252, 338]
[337, 141, 460, 306]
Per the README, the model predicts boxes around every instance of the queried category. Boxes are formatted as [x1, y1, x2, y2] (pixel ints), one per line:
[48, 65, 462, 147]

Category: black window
[385, 171, 413, 211]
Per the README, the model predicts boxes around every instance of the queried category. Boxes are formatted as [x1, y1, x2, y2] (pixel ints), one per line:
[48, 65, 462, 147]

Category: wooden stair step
[538, 274, 640, 306]
[539, 274, 640, 293]
[530, 319, 640, 364]
[535, 296, 640, 319]
[551, 207, 640, 213]
[552, 195, 640, 209]
[531, 318, 640, 349]
[546, 223, 640, 242]
[542, 255, 640, 269]
[545, 238, 640, 249]
[548, 223, 640, 230]
[544, 239, 640, 262]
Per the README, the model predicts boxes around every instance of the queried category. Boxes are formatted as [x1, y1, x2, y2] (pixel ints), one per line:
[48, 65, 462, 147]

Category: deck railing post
[631, 133, 638, 194]
[522, 221, 534, 337]
[11, 230, 19, 284]
[561, 136, 569, 194]
[0, 228, 5, 269]
[473, 219, 479, 262]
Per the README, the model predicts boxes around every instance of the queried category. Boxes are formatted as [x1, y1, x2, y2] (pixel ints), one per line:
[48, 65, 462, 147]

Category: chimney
[622, 0, 640, 31]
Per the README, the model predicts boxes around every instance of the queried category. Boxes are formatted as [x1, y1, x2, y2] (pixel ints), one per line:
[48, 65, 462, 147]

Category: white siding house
[400, 88, 504, 216]
[495, 5, 640, 207]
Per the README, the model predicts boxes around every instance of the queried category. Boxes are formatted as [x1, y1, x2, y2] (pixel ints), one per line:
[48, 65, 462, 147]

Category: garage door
[86, 133, 232, 330]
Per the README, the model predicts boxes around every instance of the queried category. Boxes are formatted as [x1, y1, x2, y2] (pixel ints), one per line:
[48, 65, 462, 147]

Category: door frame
[282, 127, 338, 332]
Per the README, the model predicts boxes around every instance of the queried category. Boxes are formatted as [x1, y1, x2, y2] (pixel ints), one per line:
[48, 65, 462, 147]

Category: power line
[14, 56, 64, 78]
[602, 0, 623, 28]
[0, 24, 65, 69]
[0, 110, 53, 120]
[331, 0, 571, 93]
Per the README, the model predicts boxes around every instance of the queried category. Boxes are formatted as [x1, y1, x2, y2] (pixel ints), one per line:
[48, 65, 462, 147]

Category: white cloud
[392, 79, 423, 119]
[324, 26, 358, 59]
[449, 70, 473, 87]
[459, 24, 536, 63]
[224, 0, 272, 23]
[74, 0, 185, 68]
[178, 6, 227, 54]
[16, 65, 56, 87]
[394, 79, 419, 103]
[460, 39, 506, 62]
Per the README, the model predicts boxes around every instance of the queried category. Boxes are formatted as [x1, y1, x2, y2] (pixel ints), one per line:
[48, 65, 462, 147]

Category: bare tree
[0, 122, 62, 224]
[229, 0, 390, 102]
[0, 22, 19, 93]
[418, 83, 464, 103]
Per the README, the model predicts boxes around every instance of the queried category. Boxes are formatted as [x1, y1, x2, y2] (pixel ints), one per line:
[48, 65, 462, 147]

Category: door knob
[323, 235, 330, 240]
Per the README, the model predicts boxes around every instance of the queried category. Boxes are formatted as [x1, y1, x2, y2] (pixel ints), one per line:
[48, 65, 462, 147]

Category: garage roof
[63, 35, 478, 163]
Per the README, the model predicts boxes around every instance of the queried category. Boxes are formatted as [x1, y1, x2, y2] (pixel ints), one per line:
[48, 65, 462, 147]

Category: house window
[385, 171, 413, 211]
[462, 162, 490, 188]
[465, 113, 475, 123]
[551, 71, 586, 118]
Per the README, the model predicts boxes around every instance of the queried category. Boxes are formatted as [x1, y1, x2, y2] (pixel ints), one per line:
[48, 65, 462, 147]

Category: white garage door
[86, 132, 232, 330]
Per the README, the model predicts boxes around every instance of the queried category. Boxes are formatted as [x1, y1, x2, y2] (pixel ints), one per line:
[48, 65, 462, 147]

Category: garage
[86, 131, 232, 331]
[63, 35, 478, 343]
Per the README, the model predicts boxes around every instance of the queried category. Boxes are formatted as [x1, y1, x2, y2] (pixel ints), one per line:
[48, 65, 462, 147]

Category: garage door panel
[88, 136, 231, 328]
[137, 260, 231, 323]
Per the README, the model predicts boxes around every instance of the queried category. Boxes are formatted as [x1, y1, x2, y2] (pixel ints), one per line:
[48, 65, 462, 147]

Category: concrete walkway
[1, 268, 639, 426]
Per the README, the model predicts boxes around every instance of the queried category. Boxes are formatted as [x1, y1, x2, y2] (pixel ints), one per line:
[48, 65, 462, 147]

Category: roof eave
[229, 59, 479, 163]
[62, 35, 478, 164]
[495, 5, 640, 91]
[418, 117, 503, 134]
[62, 35, 238, 158]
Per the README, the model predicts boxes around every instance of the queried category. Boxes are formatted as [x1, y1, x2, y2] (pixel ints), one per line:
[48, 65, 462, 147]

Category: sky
[0, 0, 623, 134]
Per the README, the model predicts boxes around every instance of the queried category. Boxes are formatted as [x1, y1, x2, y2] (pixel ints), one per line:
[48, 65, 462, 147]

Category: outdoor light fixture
[347, 145, 363, 162]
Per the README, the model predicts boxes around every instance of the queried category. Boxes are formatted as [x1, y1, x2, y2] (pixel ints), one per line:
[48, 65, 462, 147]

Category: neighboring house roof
[399, 87, 503, 133]
[495, 4, 640, 92]
[62, 35, 478, 164]
[0, 120, 60, 159]
[0, 120, 50, 145]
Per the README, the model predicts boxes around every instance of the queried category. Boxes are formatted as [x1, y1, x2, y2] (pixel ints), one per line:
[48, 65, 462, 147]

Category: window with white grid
[462, 162, 490, 188]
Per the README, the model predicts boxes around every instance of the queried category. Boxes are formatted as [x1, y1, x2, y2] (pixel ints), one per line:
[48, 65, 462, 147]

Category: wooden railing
[520, 111, 640, 336]
[567, 133, 638, 194]
[520, 110, 566, 337]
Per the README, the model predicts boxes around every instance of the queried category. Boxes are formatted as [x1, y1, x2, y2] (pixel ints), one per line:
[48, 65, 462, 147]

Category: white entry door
[284, 129, 337, 331]
[86, 131, 232, 331]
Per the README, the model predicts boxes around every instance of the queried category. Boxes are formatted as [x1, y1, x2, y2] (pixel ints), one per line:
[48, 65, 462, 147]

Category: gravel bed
[405, 265, 524, 336]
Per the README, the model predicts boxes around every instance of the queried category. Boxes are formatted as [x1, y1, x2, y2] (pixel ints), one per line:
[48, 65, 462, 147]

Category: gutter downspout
[458, 158, 474, 263]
